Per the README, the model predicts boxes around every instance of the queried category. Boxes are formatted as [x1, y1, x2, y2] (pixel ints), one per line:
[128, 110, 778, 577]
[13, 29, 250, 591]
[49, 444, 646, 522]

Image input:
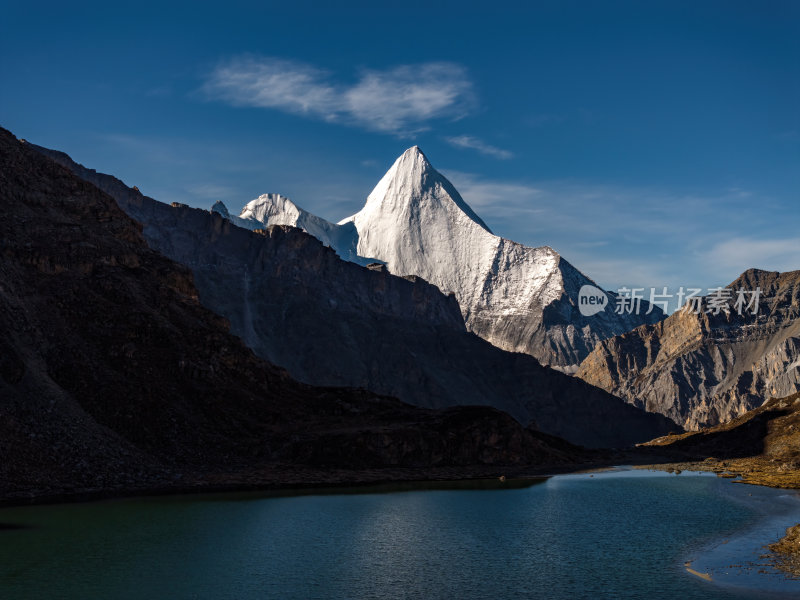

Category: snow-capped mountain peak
[209, 194, 369, 265]
[337, 147, 663, 370]
[341, 146, 491, 234]
[239, 193, 300, 224]
[207, 146, 663, 369]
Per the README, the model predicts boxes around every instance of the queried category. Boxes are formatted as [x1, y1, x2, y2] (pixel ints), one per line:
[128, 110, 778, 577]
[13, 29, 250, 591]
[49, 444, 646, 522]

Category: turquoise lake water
[1, 468, 799, 599]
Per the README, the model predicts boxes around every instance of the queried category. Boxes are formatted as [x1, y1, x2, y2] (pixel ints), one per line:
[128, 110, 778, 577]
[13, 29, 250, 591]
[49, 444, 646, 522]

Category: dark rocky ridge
[577, 269, 800, 429]
[0, 126, 595, 500]
[32, 143, 679, 448]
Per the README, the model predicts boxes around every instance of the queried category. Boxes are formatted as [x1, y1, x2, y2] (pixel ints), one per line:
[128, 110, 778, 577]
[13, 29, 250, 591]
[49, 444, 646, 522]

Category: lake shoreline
[680, 480, 800, 595]
[7, 453, 800, 590]
[1, 448, 788, 510]
[636, 458, 800, 579]
[0, 459, 623, 509]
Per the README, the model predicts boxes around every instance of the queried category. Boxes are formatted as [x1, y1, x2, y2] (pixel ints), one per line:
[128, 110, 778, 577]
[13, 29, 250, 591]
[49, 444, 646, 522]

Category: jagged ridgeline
[31, 141, 678, 448]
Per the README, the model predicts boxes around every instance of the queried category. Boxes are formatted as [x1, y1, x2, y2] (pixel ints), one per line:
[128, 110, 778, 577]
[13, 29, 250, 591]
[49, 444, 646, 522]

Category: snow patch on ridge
[213, 194, 371, 265]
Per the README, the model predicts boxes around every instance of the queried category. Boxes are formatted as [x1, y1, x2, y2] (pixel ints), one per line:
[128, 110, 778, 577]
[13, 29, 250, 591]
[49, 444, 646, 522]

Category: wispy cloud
[96, 133, 194, 167]
[564, 255, 686, 295]
[775, 129, 798, 141]
[440, 170, 543, 218]
[185, 183, 240, 200]
[201, 56, 475, 136]
[703, 237, 800, 274]
[144, 85, 173, 98]
[440, 169, 787, 292]
[443, 170, 764, 241]
[444, 135, 513, 159]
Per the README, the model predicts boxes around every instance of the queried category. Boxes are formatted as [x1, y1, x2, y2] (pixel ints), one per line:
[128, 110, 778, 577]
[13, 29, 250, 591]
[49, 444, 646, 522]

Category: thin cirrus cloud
[444, 135, 513, 160]
[201, 56, 475, 135]
[703, 237, 800, 274]
[441, 169, 786, 293]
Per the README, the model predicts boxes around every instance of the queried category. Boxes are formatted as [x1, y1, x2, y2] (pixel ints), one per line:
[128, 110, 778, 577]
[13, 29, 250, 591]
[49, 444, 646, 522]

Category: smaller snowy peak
[239, 193, 299, 224]
[238, 193, 334, 242]
[233, 192, 371, 266]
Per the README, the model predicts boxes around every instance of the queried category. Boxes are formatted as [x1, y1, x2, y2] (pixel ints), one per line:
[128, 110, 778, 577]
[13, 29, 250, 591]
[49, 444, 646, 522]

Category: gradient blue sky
[2, 1, 797, 295]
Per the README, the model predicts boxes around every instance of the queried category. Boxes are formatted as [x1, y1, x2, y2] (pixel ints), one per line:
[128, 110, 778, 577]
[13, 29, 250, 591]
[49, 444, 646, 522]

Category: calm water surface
[1, 468, 798, 599]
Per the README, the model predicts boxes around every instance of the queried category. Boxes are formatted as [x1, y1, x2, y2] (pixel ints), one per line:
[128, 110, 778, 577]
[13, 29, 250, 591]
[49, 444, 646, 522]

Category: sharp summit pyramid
[341, 145, 492, 231]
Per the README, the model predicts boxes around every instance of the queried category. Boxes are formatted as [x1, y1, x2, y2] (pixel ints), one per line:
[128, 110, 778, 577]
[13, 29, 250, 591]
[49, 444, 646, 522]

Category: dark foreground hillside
[0, 127, 586, 503]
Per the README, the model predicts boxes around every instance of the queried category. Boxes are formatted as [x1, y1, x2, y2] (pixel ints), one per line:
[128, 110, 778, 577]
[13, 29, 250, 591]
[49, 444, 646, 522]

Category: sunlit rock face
[578, 269, 800, 430]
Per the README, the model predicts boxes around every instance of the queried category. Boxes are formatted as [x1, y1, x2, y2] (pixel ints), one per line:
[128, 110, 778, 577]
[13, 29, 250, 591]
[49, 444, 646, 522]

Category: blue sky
[2, 1, 797, 295]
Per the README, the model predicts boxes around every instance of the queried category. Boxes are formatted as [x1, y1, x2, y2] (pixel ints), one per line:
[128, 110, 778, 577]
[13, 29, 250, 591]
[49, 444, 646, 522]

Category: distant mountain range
[31, 141, 677, 448]
[210, 147, 664, 371]
[6, 119, 798, 505]
[578, 269, 800, 429]
[10, 124, 798, 504]
[1, 126, 601, 500]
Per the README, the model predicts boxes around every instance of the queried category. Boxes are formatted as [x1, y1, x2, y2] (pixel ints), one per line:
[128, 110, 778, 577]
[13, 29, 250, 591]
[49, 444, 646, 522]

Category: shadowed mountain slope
[642, 392, 800, 489]
[31, 142, 679, 448]
[215, 147, 665, 371]
[0, 126, 596, 499]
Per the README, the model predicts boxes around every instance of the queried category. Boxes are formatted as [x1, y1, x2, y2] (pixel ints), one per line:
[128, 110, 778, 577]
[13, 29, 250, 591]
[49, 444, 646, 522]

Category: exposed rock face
[0, 126, 598, 499]
[32, 142, 679, 448]
[225, 147, 664, 371]
[577, 269, 800, 430]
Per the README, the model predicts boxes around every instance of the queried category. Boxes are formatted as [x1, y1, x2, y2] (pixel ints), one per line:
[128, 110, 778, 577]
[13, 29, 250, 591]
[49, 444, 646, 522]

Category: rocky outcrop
[768, 523, 800, 576]
[577, 270, 800, 429]
[0, 126, 601, 500]
[32, 142, 679, 448]
[645, 392, 800, 461]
